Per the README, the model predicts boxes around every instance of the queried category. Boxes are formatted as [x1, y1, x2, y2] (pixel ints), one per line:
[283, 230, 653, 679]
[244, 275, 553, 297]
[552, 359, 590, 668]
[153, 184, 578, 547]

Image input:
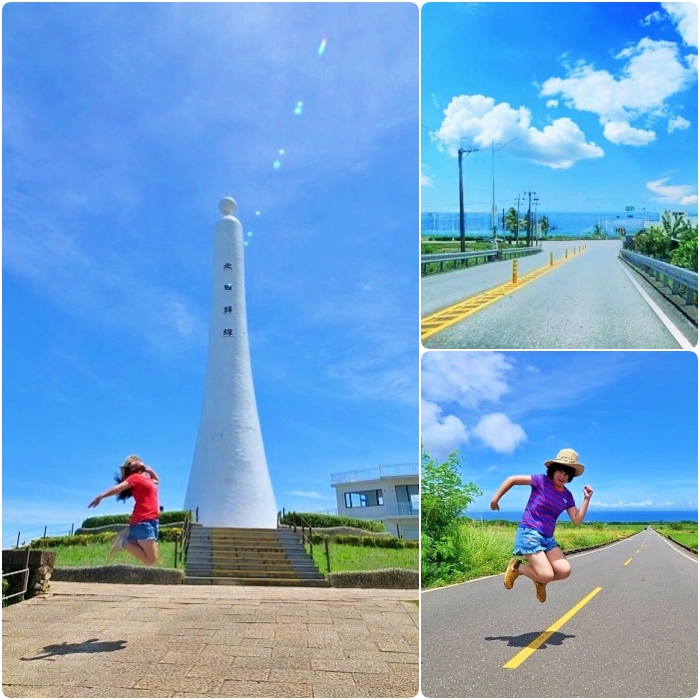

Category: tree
[661, 211, 693, 239]
[421, 449, 482, 540]
[504, 207, 519, 242]
[670, 225, 699, 272]
[591, 223, 605, 239]
[539, 215, 550, 236]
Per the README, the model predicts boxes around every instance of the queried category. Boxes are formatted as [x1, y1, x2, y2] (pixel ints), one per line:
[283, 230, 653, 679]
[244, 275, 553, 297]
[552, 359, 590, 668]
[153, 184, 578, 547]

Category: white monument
[184, 198, 278, 528]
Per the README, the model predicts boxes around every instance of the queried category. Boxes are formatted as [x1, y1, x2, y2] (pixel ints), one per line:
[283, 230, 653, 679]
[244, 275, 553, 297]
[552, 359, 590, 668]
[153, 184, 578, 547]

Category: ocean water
[468, 510, 698, 524]
[421, 211, 662, 239]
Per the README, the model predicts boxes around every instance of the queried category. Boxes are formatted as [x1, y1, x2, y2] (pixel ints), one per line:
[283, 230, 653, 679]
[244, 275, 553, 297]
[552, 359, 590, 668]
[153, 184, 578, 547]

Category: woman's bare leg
[545, 547, 571, 580]
[516, 551, 555, 584]
[135, 539, 159, 565]
[122, 541, 151, 564]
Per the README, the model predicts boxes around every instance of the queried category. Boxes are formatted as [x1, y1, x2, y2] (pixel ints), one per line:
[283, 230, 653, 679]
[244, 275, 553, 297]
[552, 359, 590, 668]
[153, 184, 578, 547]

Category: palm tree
[539, 215, 550, 236]
[504, 207, 520, 242]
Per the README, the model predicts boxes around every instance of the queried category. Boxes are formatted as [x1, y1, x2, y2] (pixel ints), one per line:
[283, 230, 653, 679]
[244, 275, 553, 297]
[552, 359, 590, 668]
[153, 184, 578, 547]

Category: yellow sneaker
[504, 558, 521, 589]
[534, 581, 547, 603]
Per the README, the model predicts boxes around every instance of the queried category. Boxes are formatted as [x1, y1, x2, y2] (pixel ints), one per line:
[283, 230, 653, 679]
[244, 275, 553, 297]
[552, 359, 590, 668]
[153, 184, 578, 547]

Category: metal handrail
[174, 509, 195, 569]
[2, 546, 31, 604]
[620, 250, 698, 304]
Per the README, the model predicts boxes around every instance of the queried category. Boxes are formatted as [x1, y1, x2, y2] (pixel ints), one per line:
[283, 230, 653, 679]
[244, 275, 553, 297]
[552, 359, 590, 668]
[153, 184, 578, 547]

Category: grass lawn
[312, 543, 419, 576]
[422, 519, 646, 589]
[43, 542, 181, 569]
[655, 522, 698, 550]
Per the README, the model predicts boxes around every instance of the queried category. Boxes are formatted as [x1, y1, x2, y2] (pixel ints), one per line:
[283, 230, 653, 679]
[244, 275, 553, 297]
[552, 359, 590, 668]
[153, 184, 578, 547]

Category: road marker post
[565, 248, 569, 259]
[512, 260, 518, 284]
[550, 252, 553, 267]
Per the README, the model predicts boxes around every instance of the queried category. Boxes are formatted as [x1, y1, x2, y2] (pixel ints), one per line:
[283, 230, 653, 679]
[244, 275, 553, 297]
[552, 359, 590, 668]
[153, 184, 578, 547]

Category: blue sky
[2, 3, 419, 540]
[422, 2, 698, 215]
[421, 351, 698, 514]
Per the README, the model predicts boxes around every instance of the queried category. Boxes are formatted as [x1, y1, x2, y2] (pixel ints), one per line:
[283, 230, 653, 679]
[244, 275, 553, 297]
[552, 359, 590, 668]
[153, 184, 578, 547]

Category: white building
[331, 463, 419, 540]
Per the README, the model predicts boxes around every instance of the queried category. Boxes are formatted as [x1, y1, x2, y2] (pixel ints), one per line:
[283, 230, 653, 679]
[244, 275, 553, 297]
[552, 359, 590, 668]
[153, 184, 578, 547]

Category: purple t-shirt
[520, 473, 576, 538]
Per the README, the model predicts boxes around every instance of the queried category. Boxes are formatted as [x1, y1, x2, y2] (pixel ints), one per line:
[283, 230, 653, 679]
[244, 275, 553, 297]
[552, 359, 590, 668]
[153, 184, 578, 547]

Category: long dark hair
[546, 464, 576, 482]
[114, 455, 145, 502]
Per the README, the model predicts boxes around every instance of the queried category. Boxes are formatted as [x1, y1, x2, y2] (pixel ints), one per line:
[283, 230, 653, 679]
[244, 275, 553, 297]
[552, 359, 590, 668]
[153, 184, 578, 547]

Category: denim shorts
[129, 519, 159, 541]
[513, 526, 559, 556]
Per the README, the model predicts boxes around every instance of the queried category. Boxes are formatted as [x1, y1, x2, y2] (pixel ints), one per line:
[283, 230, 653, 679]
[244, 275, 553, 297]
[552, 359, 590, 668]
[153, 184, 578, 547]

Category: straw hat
[119, 454, 144, 480]
[545, 448, 584, 477]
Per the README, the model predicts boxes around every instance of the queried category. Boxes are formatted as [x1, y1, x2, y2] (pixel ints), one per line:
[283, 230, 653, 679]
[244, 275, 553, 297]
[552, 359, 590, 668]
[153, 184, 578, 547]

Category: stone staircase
[183, 525, 329, 587]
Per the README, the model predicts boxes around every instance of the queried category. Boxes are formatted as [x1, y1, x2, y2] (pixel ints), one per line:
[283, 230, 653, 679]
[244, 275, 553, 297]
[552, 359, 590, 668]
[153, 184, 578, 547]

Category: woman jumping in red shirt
[88, 455, 161, 565]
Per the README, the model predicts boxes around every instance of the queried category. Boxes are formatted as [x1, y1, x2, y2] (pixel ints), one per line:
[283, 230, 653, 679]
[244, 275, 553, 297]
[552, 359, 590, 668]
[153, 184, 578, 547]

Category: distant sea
[421, 211, 667, 239]
[469, 510, 698, 524]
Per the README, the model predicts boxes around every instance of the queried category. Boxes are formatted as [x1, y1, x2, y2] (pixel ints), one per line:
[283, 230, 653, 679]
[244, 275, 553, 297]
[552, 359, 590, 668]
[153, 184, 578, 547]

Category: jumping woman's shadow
[485, 631, 575, 649]
[21, 638, 127, 661]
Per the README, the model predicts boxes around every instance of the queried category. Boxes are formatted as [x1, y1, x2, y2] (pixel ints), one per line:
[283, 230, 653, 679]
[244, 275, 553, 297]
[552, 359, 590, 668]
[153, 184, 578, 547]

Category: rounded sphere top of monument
[219, 198, 237, 216]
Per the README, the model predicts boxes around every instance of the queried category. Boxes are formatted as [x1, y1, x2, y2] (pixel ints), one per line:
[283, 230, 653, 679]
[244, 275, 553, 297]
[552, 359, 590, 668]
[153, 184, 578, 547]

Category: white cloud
[546, 99, 559, 108]
[642, 10, 664, 26]
[592, 499, 653, 508]
[421, 163, 434, 187]
[603, 121, 656, 145]
[421, 399, 469, 457]
[540, 38, 697, 145]
[471, 413, 527, 454]
[434, 94, 603, 170]
[668, 115, 691, 132]
[663, 2, 698, 48]
[646, 176, 698, 205]
[422, 351, 514, 409]
[288, 490, 326, 499]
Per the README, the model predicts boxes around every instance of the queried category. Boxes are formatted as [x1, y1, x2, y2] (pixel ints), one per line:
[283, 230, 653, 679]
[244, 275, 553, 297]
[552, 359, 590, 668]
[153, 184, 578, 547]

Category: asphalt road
[421, 530, 698, 698]
[422, 240, 696, 349]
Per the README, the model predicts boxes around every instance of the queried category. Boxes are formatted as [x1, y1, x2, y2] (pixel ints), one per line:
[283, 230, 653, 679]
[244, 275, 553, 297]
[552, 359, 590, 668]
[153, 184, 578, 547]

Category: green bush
[31, 527, 181, 548]
[281, 511, 386, 533]
[81, 510, 190, 528]
[310, 534, 417, 548]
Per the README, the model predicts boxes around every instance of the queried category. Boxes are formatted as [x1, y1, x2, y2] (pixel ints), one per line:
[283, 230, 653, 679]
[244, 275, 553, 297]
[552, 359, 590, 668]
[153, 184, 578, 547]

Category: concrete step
[183, 576, 331, 587]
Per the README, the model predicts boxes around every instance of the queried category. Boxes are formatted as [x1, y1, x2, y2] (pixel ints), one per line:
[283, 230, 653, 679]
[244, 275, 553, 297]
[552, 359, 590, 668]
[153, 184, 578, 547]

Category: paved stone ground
[3, 582, 418, 698]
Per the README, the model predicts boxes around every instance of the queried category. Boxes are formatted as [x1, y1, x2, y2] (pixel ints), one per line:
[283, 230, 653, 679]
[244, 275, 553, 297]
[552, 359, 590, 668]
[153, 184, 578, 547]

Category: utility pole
[515, 194, 522, 244]
[491, 142, 497, 246]
[458, 145, 478, 253]
[533, 197, 540, 245]
[525, 191, 536, 246]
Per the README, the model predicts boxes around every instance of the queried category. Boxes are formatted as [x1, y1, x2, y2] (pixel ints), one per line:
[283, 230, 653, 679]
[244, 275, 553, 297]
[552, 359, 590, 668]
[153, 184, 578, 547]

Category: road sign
[625, 206, 635, 211]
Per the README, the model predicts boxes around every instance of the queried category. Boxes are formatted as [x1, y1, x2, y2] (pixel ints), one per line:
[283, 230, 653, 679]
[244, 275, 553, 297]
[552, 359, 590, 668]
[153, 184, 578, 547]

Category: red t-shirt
[126, 473, 160, 524]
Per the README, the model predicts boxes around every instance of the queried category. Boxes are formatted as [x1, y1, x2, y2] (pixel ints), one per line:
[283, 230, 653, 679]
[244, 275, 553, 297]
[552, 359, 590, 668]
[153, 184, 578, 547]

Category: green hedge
[311, 534, 418, 549]
[31, 527, 181, 548]
[81, 510, 190, 528]
[281, 511, 386, 533]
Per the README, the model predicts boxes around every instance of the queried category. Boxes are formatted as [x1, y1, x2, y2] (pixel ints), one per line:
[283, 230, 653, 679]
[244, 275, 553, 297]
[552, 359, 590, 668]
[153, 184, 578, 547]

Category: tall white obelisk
[184, 197, 277, 528]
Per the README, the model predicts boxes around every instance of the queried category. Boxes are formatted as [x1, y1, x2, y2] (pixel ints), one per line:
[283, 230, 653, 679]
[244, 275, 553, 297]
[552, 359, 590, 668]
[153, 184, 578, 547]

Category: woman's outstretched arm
[490, 475, 532, 510]
[88, 480, 131, 508]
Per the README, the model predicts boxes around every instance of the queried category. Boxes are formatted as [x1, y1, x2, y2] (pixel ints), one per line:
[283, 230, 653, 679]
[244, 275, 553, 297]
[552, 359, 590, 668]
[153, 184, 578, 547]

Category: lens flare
[294, 101, 303, 115]
[255, 211, 261, 216]
[279, 149, 285, 155]
[273, 161, 281, 169]
[318, 39, 327, 56]
[247, 232, 253, 237]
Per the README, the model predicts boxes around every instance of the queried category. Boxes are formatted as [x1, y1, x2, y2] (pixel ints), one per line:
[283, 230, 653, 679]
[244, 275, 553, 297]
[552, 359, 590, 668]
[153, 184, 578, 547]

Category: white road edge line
[422, 534, 637, 593]
[617, 259, 693, 349]
[654, 530, 698, 563]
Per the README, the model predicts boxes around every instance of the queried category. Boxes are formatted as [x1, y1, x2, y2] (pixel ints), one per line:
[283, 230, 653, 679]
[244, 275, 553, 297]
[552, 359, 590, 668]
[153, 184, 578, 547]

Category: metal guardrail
[174, 509, 196, 569]
[3, 524, 75, 550]
[331, 463, 418, 485]
[2, 546, 31, 604]
[421, 246, 542, 275]
[620, 250, 698, 305]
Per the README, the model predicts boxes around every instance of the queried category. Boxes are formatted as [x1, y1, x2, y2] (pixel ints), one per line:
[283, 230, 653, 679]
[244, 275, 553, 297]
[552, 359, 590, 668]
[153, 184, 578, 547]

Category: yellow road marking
[503, 587, 602, 669]
[624, 558, 633, 566]
[636, 549, 640, 553]
[421, 250, 585, 341]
